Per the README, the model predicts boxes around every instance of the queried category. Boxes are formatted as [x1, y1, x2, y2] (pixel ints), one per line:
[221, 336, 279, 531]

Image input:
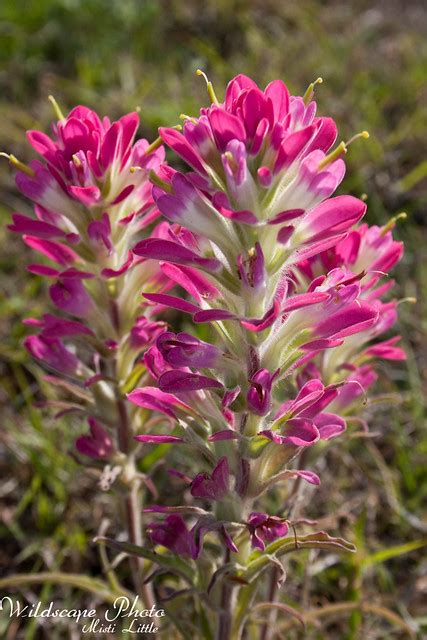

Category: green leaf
[242, 531, 356, 582]
[361, 539, 427, 569]
[0, 572, 128, 604]
[398, 160, 427, 191]
[251, 601, 305, 628]
[95, 536, 195, 584]
[140, 443, 172, 472]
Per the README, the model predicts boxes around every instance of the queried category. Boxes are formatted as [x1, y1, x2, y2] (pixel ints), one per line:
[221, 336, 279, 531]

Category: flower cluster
[5, 75, 406, 638]
[130, 75, 404, 562]
[8, 103, 169, 458]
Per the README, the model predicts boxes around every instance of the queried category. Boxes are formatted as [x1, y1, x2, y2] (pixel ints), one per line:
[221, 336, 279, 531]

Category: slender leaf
[95, 536, 195, 584]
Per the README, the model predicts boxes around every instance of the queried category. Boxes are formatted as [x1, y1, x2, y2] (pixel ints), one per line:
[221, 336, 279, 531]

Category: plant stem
[116, 394, 155, 609]
[216, 549, 233, 640]
[125, 478, 155, 609]
[259, 566, 279, 640]
[260, 449, 310, 640]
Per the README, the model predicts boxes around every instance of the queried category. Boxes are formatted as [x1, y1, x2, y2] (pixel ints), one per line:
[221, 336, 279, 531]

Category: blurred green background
[0, 1, 426, 638]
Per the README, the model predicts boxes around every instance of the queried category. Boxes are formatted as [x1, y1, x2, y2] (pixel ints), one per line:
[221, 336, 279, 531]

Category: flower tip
[318, 130, 370, 171]
[48, 94, 65, 121]
[397, 296, 417, 306]
[0, 152, 35, 176]
[380, 212, 407, 235]
[179, 113, 197, 123]
[196, 68, 219, 104]
[345, 130, 371, 146]
[303, 76, 324, 105]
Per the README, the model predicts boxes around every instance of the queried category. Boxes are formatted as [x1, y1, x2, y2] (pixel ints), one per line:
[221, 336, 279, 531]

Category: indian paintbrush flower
[130, 76, 405, 604]
[4, 74, 407, 639]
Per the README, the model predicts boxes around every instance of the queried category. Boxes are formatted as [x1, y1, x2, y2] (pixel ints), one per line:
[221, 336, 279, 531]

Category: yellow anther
[345, 130, 370, 146]
[317, 141, 346, 169]
[303, 77, 323, 105]
[130, 166, 142, 173]
[248, 247, 255, 257]
[0, 152, 35, 176]
[72, 154, 82, 167]
[196, 69, 219, 105]
[48, 95, 65, 121]
[381, 212, 407, 236]
[149, 170, 172, 192]
[360, 193, 368, 201]
[179, 113, 197, 123]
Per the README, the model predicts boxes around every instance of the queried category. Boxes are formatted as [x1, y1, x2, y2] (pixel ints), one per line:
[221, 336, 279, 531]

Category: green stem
[116, 394, 155, 609]
[259, 566, 279, 640]
[216, 550, 234, 640]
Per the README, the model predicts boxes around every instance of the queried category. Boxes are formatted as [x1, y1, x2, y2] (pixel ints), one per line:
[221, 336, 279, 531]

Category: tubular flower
[132, 75, 405, 577]
[75, 417, 115, 460]
[247, 513, 290, 551]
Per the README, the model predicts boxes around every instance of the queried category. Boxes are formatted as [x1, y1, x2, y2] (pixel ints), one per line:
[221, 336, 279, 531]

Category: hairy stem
[259, 566, 279, 640]
[216, 549, 233, 640]
[116, 395, 155, 609]
[125, 479, 155, 608]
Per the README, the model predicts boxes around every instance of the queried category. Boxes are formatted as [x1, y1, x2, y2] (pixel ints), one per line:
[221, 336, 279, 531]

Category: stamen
[130, 166, 142, 173]
[397, 296, 416, 306]
[318, 131, 369, 170]
[303, 77, 323, 105]
[380, 212, 407, 236]
[48, 95, 65, 121]
[345, 131, 370, 146]
[179, 114, 197, 123]
[144, 136, 163, 155]
[149, 170, 173, 193]
[196, 69, 219, 105]
[72, 154, 82, 167]
[0, 152, 35, 176]
[317, 141, 346, 169]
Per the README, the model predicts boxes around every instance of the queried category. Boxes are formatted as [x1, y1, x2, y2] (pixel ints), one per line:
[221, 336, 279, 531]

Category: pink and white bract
[131, 74, 405, 561]
[10, 104, 169, 451]
[6, 74, 406, 639]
